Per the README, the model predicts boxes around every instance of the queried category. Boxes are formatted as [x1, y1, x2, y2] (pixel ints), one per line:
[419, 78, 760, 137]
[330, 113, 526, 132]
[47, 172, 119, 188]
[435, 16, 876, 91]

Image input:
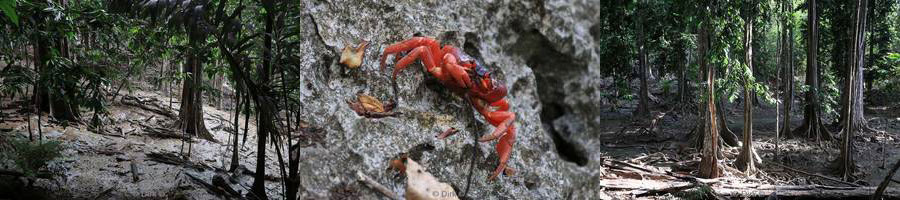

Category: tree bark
[698, 19, 721, 179]
[793, 0, 832, 141]
[677, 41, 688, 105]
[31, 11, 79, 123]
[177, 38, 215, 142]
[779, 0, 795, 139]
[229, 82, 242, 172]
[636, 0, 650, 118]
[737, 2, 758, 173]
[777, 0, 795, 160]
[837, 0, 868, 181]
[249, 1, 277, 198]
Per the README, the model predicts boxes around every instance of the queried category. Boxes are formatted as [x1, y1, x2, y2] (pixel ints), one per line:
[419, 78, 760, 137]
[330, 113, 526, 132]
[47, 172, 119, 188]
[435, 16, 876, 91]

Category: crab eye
[475, 60, 490, 77]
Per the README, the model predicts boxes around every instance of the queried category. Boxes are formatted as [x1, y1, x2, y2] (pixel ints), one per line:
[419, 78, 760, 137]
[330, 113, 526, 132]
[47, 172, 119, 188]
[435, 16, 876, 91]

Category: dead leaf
[340, 41, 368, 69]
[358, 94, 385, 112]
[405, 159, 459, 200]
[347, 93, 399, 118]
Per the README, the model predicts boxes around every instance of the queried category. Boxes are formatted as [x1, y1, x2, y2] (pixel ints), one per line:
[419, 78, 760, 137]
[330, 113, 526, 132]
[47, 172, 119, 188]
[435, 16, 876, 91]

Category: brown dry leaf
[346, 93, 399, 118]
[405, 159, 459, 200]
[340, 40, 368, 69]
[357, 94, 385, 113]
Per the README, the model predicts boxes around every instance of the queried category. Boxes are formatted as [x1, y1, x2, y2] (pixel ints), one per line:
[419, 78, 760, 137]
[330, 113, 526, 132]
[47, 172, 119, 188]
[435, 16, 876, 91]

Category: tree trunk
[737, 3, 758, 173]
[793, 0, 832, 140]
[699, 19, 722, 179]
[837, 56, 866, 131]
[250, 94, 274, 200]
[677, 42, 688, 105]
[636, 0, 650, 118]
[717, 95, 741, 147]
[31, 12, 79, 123]
[177, 39, 215, 142]
[250, 2, 276, 198]
[778, 0, 795, 159]
[229, 83, 242, 172]
[779, 0, 795, 139]
[837, 0, 868, 181]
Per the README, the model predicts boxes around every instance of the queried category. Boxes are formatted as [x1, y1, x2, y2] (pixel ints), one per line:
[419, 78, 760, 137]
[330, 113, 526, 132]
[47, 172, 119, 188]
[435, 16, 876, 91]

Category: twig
[772, 162, 861, 187]
[873, 159, 900, 200]
[356, 171, 401, 200]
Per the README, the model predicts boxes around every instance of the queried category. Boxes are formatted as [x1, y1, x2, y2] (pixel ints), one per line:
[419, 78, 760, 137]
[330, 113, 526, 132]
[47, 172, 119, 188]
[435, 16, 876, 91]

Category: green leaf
[0, 0, 17, 25]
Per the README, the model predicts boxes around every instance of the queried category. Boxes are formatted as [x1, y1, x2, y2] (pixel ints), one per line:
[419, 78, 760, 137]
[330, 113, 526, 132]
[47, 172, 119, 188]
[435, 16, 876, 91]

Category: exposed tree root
[792, 116, 834, 141]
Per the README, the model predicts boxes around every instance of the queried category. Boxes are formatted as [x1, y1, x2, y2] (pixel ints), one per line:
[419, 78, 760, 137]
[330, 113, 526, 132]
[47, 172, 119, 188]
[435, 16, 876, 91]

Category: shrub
[1, 138, 63, 178]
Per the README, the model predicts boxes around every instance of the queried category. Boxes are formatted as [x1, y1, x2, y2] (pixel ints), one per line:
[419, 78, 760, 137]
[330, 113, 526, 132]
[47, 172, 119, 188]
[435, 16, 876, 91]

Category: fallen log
[714, 184, 900, 199]
[772, 162, 861, 187]
[121, 96, 176, 118]
[146, 152, 208, 169]
[135, 123, 193, 141]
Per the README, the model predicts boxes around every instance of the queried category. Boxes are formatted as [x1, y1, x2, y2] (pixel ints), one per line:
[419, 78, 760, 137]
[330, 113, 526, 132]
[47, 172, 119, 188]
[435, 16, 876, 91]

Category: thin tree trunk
[677, 43, 688, 105]
[250, 1, 277, 198]
[793, 0, 832, 141]
[837, 0, 868, 181]
[737, 3, 758, 173]
[636, 0, 650, 118]
[779, 0, 795, 137]
[778, 0, 795, 159]
[229, 83, 242, 172]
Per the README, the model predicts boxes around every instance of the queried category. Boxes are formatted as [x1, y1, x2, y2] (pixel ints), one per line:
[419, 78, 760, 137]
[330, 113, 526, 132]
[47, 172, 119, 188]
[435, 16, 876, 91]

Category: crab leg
[491, 124, 515, 180]
[471, 97, 517, 180]
[380, 37, 441, 71]
[441, 54, 474, 88]
[392, 46, 440, 79]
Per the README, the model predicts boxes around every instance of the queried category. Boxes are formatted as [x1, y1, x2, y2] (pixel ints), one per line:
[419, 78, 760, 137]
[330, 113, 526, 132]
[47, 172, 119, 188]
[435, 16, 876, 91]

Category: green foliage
[0, 0, 16, 25]
[0, 64, 34, 98]
[2, 138, 63, 178]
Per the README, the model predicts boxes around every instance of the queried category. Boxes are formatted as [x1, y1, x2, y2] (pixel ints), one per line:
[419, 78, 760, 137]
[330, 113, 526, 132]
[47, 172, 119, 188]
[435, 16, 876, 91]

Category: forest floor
[587, 92, 900, 199]
[0, 90, 284, 200]
[1, 89, 899, 199]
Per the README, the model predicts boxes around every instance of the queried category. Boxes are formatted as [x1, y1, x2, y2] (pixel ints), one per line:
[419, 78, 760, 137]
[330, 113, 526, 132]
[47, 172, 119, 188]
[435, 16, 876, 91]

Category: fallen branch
[873, 159, 900, 200]
[714, 184, 900, 199]
[146, 152, 208, 169]
[121, 96, 176, 118]
[135, 122, 193, 141]
[357, 171, 401, 200]
[184, 172, 242, 198]
[772, 162, 861, 187]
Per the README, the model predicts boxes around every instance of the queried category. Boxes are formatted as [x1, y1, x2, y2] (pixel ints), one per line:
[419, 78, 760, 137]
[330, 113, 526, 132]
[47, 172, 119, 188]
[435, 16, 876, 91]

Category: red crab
[380, 36, 517, 180]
